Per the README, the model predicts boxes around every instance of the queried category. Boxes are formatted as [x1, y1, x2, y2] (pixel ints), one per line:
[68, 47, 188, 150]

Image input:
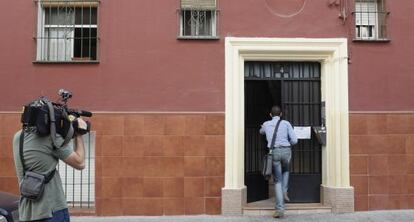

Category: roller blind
[181, 0, 216, 10]
[40, 0, 99, 8]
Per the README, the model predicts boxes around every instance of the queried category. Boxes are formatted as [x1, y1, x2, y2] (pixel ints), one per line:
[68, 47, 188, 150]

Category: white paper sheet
[293, 126, 311, 139]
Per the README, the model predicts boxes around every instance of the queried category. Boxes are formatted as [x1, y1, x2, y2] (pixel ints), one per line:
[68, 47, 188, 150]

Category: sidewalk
[72, 210, 414, 222]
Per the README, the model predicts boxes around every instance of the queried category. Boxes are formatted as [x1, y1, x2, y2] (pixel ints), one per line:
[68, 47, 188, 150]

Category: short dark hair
[271, 106, 282, 117]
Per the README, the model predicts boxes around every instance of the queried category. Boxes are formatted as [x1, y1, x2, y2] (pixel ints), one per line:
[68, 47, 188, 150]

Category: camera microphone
[77, 110, 93, 117]
[68, 109, 93, 117]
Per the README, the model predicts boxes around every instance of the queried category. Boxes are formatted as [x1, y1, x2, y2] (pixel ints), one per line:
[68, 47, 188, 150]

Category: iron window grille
[35, 0, 99, 63]
[353, 0, 389, 41]
[178, 0, 218, 39]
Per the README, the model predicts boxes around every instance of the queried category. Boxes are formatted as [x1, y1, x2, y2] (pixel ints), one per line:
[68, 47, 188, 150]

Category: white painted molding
[224, 37, 350, 190]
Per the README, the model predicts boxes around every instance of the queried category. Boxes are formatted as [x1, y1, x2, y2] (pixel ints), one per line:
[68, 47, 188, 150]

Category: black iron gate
[244, 61, 322, 203]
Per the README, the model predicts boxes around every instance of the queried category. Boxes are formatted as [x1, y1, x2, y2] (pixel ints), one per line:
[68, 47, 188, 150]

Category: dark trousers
[31, 208, 70, 222]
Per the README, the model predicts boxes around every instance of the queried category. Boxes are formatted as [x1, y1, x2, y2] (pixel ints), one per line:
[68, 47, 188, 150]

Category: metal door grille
[244, 61, 322, 203]
[281, 69, 321, 176]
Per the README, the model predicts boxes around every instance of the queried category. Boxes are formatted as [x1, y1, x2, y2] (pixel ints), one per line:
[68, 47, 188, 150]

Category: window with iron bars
[353, 0, 389, 41]
[35, 0, 99, 62]
[178, 0, 218, 39]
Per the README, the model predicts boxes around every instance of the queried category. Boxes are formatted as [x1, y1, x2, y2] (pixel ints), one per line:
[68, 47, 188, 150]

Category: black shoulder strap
[46, 101, 73, 149]
[270, 119, 282, 149]
[19, 129, 26, 174]
[19, 129, 56, 183]
[44, 170, 56, 183]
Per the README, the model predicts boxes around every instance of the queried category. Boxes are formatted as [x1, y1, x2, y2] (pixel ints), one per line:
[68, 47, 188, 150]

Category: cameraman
[12, 118, 87, 222]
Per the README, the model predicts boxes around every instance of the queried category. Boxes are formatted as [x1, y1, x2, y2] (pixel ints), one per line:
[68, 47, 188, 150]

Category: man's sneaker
[272, 211, 284, 218]
[284, 192, 290, 202]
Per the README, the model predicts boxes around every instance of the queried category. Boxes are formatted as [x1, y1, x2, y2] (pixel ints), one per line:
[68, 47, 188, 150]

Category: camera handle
[46, 101, 73, 148]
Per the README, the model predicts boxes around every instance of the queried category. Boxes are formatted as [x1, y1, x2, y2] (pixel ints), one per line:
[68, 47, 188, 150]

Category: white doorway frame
[222, 37, 353, 215]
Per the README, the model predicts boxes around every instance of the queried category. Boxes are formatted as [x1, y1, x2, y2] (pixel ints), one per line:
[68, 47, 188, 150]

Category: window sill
[352, 38, 391, 43]
[33, 60, 100, 64]
[177, 36, 220, 40]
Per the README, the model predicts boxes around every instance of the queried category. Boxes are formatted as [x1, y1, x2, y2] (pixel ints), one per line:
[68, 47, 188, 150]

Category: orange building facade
[1, 0, 414, 216]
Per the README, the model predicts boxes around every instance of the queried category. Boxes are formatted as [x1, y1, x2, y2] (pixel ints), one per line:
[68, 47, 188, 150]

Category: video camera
[21, 89, 92, 147]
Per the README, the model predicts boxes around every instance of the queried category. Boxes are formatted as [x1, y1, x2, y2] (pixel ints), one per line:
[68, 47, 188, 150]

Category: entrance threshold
[243, 198, 332, 216]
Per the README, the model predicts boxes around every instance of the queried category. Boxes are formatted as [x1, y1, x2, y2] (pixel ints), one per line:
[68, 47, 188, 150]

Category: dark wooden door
[244, 62, 322, 203]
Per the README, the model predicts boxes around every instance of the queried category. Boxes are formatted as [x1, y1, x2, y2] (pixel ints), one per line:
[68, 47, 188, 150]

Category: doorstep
[243, 198, 332, 216]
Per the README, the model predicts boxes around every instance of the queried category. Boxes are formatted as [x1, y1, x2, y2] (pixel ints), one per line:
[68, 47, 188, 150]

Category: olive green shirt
[13, 130, 73, 221]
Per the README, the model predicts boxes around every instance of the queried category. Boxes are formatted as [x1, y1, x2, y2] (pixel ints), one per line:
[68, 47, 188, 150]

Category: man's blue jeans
[272, 148, 291, 212]
[32, 208, 70, 222]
